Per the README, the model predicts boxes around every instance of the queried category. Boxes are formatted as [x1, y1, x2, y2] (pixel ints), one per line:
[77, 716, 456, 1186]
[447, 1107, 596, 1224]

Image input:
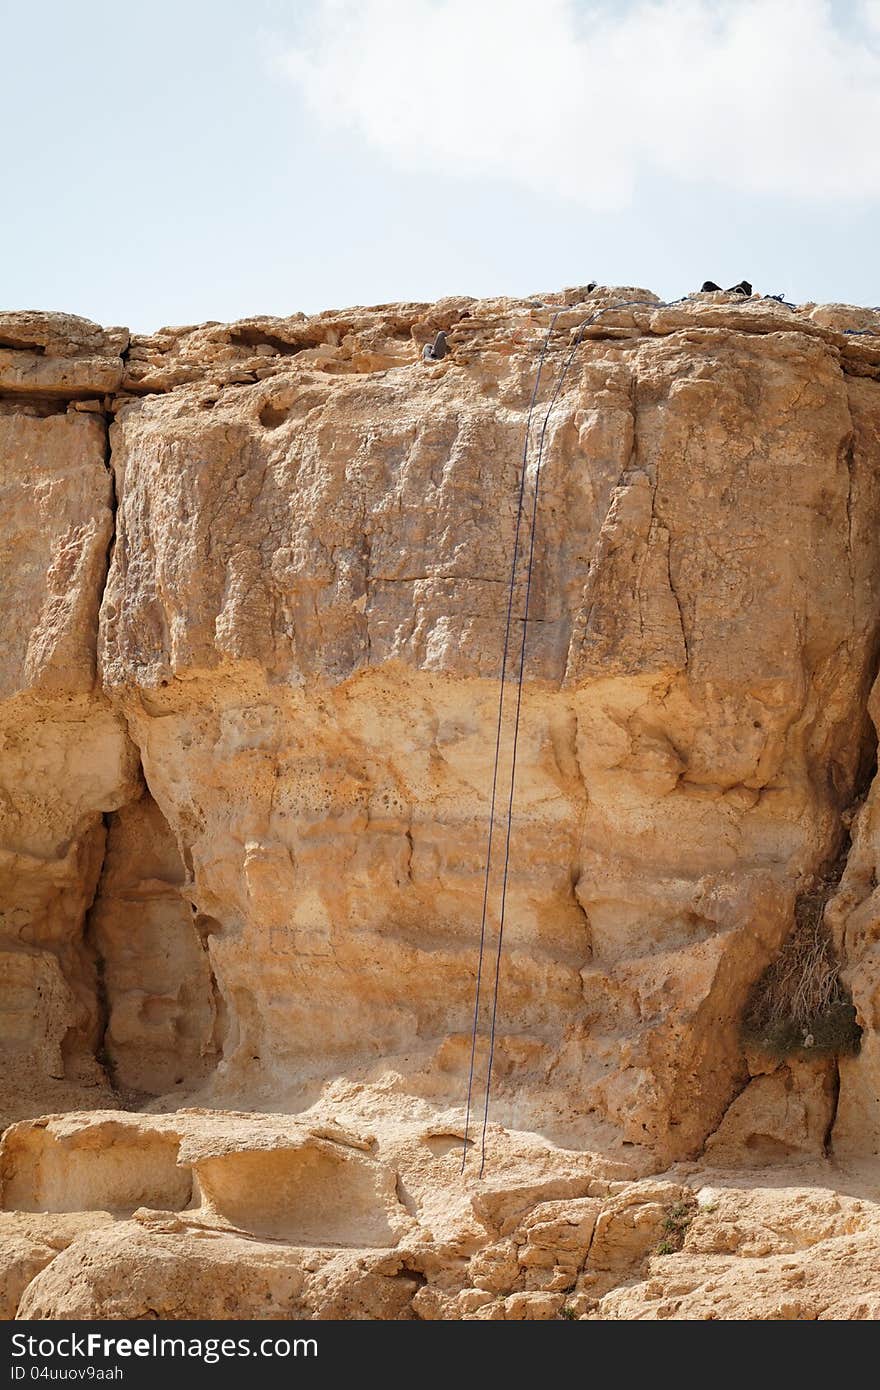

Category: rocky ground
[4, 1106, 880, 1319]
[3, 285, 880, 1318]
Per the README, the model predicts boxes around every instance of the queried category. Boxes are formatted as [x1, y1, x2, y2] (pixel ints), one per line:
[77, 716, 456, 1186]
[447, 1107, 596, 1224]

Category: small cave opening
[259, 398, 291, 429]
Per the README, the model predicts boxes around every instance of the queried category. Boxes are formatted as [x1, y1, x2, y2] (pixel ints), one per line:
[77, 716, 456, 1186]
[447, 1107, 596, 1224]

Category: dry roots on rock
[742, 884, 861, 1059]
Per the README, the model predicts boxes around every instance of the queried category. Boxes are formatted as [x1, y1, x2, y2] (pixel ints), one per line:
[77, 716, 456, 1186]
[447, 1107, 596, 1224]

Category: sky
[2, 0, 879, 332]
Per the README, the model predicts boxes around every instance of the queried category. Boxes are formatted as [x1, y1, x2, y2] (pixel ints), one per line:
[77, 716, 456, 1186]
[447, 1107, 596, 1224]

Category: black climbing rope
[460, 309, 561, 1173]
[476, 315, 592, 1176]
[461, 291, 693, 1175]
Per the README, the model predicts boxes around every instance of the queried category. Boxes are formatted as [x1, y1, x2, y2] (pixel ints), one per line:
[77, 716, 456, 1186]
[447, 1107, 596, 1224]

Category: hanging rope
[476, 315, 592, 1175]
[459, 310, 561, 1173]
[461, 292, 686, 1174]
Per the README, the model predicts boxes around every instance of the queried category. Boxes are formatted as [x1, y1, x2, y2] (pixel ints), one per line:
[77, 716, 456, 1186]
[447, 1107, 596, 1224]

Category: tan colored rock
[4, 1108, 880, 1321]
[0, 403, 138, 1128]
[3, 289, 880, 1318]
[594, 1180, 880, 1319]
[119, 303, 443, 394]
[468, 1238, 520, 1293]
[0, 1212, 111, 1319]
[0, 1115, 192, 1216]
[0, 1110, 413, 1246]
[0, 409, 111, 699]
[88, 794, 217, 1095]
[0, 312, 126, 398]
[704, 1061, 837, 1164]
[513, 1196, 600, 1273]
[587, 1181, 687, 1272]
[499, 1290, 565, 1319]
[16, 1223, 308, 1320]
[808, 303, 880, 335]
[91, 291, 880, 1169]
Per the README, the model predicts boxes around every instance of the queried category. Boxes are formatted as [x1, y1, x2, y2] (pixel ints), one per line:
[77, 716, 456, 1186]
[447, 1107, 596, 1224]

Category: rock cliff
[3, 286, 880, 1318]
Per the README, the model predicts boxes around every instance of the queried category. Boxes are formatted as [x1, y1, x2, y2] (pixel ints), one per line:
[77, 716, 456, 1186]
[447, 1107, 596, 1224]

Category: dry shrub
[742, 884, 862, 1060]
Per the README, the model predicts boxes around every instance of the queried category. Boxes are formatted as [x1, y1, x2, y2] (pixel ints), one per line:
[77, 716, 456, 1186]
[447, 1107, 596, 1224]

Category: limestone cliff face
[0, 382, 138, 1116]
[3, 289, 880, 1319]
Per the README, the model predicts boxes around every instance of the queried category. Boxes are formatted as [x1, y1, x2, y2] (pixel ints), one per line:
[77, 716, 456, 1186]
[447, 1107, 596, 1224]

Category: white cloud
[278, 0, 880, 208]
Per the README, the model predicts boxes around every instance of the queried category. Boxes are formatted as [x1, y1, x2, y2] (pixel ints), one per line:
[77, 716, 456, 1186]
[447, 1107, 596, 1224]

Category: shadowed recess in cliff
[85, 793, 219, 1098]
[742, 867, 863, 1062]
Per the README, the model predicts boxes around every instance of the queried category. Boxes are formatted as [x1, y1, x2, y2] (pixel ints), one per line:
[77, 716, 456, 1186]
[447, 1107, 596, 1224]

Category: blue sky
[3, 0, 879, 332]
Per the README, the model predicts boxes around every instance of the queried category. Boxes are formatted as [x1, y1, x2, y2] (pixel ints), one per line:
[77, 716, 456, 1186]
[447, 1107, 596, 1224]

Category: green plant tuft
[654, 1199, 695, 1255]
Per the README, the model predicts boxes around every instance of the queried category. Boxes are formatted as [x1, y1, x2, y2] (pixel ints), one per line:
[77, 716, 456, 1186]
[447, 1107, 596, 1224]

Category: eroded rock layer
[3, 286, 880, 1318]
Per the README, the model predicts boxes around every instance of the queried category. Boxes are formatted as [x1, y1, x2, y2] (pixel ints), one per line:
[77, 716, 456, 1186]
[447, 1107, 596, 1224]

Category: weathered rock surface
[0, 390, 138, 1130]
[591, 1177, 880, 1319]
[88, 794, 217, 1095]
[0, 311, 127, 399]
[3, 286, 880, 1318]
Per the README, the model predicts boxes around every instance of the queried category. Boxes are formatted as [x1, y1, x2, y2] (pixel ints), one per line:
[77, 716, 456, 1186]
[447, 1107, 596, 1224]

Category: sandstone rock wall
[0, 383, 138, 1125]
[87, 794, 217, 1095]
[3, 288, 880, 1318]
